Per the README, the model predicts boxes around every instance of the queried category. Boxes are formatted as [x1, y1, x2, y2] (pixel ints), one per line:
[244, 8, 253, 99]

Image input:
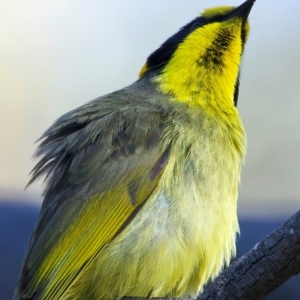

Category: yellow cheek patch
[139, 63, 148, 78]
[201, 6, 250, 41]
[201, 6, 234, 18]
[155, 19, 244, 104]
[138, 6, 250, 81]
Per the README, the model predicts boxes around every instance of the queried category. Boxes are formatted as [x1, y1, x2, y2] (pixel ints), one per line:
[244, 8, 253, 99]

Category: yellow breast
[70, 103, 246, 299]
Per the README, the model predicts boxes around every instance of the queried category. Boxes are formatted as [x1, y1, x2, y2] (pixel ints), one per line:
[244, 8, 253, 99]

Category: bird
[14, 0, 255, 299]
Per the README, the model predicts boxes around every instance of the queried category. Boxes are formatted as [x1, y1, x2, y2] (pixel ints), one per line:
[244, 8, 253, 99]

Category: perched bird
[15, 0, 256, 299]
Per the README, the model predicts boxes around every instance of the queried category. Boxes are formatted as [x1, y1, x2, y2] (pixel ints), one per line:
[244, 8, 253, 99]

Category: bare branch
[197, 209, 300, 300]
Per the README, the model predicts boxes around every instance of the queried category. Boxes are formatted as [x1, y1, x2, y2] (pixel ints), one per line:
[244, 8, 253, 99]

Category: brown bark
[197, 209, 300, 300]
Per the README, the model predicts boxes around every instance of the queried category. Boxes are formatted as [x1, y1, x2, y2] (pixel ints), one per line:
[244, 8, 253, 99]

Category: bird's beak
[226, 0, 256, 23]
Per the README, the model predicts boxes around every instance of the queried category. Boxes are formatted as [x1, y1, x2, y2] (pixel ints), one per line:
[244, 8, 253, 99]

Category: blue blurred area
[1, 200, 299, 300]
[237, 218, 300, 300]
[0, 201, 38, 300]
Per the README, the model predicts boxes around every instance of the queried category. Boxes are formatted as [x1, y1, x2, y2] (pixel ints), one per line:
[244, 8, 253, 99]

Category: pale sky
[1, 0, 300, 217]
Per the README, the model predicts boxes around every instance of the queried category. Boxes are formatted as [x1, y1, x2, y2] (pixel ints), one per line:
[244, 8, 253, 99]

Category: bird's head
[139, 0, 255, 107]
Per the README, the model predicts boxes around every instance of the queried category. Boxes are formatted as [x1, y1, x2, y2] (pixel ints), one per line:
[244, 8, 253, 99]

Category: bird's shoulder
[30, 76, 172, 197]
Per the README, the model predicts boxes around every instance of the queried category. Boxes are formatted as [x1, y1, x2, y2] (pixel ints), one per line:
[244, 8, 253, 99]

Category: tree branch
[197, 209, 300, 300]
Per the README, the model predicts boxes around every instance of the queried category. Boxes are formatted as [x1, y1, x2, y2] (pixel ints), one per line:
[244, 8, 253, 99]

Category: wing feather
[18, 88, 170, 300]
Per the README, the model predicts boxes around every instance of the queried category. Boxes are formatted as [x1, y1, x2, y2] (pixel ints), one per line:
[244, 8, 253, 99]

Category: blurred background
[0, 0, 299, 299]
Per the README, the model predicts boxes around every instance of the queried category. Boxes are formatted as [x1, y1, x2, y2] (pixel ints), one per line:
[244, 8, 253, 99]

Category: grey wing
[16, 86, 171, 300]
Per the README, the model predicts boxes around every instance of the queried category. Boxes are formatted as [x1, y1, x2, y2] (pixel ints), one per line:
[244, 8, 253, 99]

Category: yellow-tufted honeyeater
[15, 1, 256, 299]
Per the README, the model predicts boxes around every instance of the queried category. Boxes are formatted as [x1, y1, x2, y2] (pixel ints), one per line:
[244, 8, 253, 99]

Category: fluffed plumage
[14, 1, 256, 299]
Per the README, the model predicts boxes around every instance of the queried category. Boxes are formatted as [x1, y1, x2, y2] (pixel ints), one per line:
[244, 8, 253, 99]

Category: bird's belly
[80, 183, 239, 299]
[72, 122, 244, 299]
